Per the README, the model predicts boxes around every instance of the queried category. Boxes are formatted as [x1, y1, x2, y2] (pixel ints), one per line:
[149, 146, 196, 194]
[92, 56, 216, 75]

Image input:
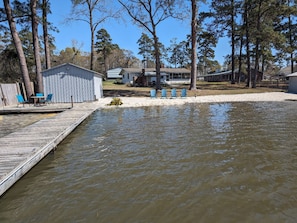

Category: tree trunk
[289, 12, 294, 73]
[252, 1, 262, 88]
[261, 54, 265, 80]
[153, 33, 162, 90]
[245, 2, 252, 88]
[286, 0, 294, 74]
[103, 49, 108, 77]
[189, 0, 197, 90]
[43, 0, 51, 69]
[4, 0, 33, 98]
[231, 0, 235, 84]
[238, 31, 243, 84]
[90, 26, 95, 70]
[31, 0, 43, 93]
[89, 4, 95, 71]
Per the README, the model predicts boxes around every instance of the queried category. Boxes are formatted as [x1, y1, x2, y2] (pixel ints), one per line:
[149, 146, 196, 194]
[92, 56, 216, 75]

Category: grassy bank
[103, 80, 287, 97]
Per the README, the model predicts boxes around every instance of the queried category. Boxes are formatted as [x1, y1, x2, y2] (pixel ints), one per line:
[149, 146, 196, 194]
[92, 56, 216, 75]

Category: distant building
[120, 67, 191, 86]
[106, 68, 122, 79]
[42, 63, 104, 103]
[279, 65, 297, 77]
[203, 70, 235, 82]
[202, 69, 261, 82]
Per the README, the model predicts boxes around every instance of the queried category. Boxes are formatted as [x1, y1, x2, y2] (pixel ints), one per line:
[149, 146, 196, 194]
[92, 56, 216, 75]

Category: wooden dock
[0, 102, 100, 196]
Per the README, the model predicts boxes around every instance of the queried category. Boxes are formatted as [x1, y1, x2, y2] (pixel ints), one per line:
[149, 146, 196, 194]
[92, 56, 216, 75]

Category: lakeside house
[42, 63, 104, 103]
[115, 67, 191, 86]
[202, 69, 262, 82]
[278, 65, 297, 81]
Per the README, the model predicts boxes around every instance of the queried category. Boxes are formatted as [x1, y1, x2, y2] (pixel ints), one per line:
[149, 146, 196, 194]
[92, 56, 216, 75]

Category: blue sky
[1, 0, 229, 65]
[49, 1, 229, 65]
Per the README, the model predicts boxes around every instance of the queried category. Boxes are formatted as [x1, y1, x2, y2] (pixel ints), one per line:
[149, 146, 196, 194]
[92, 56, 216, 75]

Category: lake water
[1, 102, 297, 223]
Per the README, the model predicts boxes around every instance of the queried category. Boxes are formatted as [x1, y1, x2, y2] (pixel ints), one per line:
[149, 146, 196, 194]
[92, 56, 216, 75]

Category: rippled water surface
[1, 102, 297, 223]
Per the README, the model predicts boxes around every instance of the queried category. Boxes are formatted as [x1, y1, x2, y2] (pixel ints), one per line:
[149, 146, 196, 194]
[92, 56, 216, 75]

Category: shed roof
[42, 63, 104, 77]
[287, 72, 297, 77]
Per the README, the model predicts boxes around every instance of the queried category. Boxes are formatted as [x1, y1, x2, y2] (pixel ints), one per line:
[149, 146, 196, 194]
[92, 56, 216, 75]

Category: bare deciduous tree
[118, 0, 184, 90]
[69, 0, 120, 70]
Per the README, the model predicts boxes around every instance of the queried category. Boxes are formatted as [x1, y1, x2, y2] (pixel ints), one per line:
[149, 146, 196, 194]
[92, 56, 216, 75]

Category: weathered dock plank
[0, 105, 71, 115]
[0, 102, 100, 197]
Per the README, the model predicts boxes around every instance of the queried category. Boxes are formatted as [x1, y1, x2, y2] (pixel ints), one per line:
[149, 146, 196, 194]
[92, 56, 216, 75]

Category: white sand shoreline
[97, 92, 297, 108]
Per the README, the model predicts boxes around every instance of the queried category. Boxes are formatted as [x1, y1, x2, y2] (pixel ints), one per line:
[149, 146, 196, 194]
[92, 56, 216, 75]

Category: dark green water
[1, 102, 297, 223]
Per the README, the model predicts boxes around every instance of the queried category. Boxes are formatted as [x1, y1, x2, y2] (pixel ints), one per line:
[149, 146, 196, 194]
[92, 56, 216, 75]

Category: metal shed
[287, 72, 297, 93]
[42, 63, 104, 103]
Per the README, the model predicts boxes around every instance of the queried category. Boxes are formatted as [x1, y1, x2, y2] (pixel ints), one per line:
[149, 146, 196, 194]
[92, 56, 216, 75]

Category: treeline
[207, 0, 297, 87]
[0, 0, 141, 97]
[0, 0, 297, 95]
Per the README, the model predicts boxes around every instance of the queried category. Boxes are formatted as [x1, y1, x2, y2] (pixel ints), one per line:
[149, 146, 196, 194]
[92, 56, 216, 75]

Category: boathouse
[42, 63, 104, 103]
[287, 72, 297, 93]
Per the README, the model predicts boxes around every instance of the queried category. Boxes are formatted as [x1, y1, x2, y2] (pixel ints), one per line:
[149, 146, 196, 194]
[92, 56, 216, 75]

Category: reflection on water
[1, 102, 297, 223]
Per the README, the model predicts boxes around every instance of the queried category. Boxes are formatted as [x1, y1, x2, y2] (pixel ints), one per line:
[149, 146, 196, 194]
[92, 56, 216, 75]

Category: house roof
[107, 68, 122, 74]
[202, 69, 238, 77]
[107, 68, 122, 78]
[279, 66, 297, 76]
[121, 67, 190, 74]
[203, 68, 262, 77]
[42, 63, 104, 77]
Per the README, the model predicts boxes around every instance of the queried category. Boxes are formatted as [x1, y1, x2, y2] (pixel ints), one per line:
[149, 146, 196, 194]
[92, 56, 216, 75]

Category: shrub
[108, 97, 123, 106]
[113, 79, 123, 85]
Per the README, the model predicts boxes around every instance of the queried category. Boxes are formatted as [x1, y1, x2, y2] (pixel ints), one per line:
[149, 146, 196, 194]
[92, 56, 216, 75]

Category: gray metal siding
[288, 76, 297, 93]
[43, 64, 99, 103]
[94, 75, 103, 99]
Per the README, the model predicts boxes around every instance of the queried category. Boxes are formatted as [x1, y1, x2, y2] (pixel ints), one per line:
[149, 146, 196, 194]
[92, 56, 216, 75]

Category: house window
[184, 73, 190, 79]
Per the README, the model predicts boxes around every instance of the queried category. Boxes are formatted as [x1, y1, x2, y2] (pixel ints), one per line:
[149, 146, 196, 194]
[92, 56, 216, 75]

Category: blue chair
[171, 89, 177, 98]
[181, 88, 187, 98]
[16, 94, 29, 107]
[36, 93, 44, 97]
[150, 89, 156, 98]
[161, 89, 167, 98]
[40, 93, 53, 104]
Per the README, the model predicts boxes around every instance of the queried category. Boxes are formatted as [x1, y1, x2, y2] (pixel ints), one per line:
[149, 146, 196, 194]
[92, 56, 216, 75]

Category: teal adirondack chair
[16, 94, 29, 107]
[181, 88, 187, 98]
[171, 89, 177, 98]
[150, 89, 156, 98]
[161, 89, 167, 98]
[40, 93, 53, 104]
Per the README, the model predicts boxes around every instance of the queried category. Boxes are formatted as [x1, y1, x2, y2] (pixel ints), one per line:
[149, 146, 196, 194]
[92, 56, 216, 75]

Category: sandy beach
[97, 92, 297, 108]
[1, 92, 297, 137]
